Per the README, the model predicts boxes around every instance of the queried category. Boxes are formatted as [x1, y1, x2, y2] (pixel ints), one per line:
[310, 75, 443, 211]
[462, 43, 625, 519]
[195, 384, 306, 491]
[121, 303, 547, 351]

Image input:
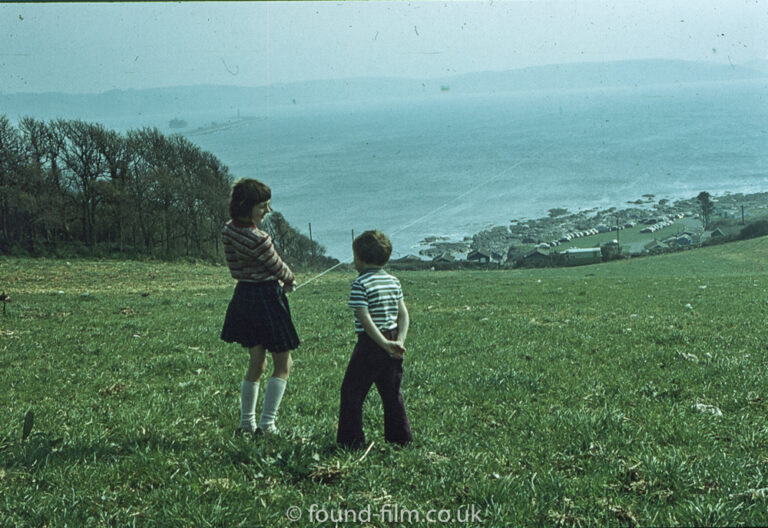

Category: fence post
[309, 223, 315, 256]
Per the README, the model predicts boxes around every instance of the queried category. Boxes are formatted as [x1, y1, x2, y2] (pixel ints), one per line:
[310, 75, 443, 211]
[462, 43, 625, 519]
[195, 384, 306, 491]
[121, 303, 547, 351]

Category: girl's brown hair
[229, 179, 271, 220]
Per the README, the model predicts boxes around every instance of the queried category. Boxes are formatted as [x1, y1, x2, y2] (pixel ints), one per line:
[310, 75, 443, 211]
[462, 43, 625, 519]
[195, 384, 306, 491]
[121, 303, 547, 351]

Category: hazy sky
[1, 1, 766, 94]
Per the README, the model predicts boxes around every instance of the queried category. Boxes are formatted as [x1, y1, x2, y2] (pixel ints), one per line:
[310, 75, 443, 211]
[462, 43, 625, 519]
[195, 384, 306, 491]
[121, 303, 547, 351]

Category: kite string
[293, 259, 348, 291]
[293, 144, 551, 291]
[390, 155, 529, 237]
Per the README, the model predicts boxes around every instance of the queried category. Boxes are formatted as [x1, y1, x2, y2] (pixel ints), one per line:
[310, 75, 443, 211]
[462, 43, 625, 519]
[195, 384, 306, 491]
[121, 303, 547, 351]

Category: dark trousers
[337, 329, 412, 449]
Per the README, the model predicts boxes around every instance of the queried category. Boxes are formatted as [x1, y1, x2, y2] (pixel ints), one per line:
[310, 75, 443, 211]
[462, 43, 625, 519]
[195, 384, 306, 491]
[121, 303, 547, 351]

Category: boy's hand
[385, 341, 406, 359]
[284, 281, 297, 293]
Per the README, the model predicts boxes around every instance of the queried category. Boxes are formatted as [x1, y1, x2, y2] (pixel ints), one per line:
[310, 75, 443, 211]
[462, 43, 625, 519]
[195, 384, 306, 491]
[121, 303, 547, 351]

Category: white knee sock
[240, 380, 259, 431]
[259, 377, 287, 433]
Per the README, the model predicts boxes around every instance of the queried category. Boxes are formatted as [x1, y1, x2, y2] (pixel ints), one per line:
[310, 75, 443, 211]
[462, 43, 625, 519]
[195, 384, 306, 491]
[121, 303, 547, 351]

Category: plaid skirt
[220, 281, 300, 353]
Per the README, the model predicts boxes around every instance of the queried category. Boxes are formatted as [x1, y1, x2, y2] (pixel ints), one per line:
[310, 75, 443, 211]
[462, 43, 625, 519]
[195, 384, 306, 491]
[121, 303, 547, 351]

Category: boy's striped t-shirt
[348, 268, 403, 334]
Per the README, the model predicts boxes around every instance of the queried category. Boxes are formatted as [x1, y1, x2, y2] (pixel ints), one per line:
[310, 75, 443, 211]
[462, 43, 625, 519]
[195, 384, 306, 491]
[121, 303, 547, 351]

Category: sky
[1, 1, 766, 94]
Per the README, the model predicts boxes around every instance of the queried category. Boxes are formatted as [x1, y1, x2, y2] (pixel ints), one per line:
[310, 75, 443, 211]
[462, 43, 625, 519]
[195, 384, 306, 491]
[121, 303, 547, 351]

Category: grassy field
[1, 238, 767, 527]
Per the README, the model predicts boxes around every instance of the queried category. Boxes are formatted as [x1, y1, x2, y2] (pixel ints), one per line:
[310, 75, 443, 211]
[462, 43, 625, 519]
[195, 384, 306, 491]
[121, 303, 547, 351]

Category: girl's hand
[284, 281, 297, 293]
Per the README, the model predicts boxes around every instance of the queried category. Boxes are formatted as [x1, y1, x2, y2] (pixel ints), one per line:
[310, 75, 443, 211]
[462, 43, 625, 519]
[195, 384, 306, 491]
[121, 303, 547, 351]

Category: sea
[112, 80, 768, 260]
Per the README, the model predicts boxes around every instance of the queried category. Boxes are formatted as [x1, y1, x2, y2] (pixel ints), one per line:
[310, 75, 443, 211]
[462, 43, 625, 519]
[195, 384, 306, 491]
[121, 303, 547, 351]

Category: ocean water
[184, 80, 768, 260]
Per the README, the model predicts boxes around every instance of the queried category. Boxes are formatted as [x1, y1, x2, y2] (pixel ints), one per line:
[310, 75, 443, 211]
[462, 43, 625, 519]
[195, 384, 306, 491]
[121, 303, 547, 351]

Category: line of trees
[0, 115, 335, 268]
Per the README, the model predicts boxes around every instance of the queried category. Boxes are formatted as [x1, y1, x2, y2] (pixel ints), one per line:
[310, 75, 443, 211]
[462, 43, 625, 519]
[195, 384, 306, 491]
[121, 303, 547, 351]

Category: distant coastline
[3, 59, 766, 124]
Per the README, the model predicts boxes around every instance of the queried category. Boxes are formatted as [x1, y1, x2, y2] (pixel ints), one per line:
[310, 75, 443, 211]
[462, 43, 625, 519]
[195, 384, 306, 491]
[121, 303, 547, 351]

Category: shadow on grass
[218, 431, 363, 485]
[2, 430, 193, 471]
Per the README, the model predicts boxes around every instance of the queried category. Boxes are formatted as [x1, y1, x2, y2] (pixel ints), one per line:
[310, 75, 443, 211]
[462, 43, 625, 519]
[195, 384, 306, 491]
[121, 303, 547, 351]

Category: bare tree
[93, 127, 128, 251]
[56, 120, 111, 246]
[0, 116, 24, 244]
[19, 117, 70, 242]
[125, 128, 163, 252]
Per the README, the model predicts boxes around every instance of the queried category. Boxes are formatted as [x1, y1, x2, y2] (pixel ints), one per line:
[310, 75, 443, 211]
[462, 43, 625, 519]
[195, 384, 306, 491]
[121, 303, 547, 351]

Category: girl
[220, 178, 299, 436]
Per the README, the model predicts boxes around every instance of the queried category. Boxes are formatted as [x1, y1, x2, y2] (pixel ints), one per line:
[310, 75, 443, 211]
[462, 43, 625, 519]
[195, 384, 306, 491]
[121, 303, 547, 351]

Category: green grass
[2, 239, 768, 527]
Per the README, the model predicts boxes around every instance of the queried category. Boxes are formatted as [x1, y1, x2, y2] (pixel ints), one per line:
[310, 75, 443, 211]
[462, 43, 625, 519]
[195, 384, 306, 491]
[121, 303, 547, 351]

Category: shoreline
[416, 190, 768, 260]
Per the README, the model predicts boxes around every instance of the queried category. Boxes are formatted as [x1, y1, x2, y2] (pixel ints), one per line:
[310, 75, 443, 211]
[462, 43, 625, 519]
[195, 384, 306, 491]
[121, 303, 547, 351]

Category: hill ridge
[2, 59, 765, 122]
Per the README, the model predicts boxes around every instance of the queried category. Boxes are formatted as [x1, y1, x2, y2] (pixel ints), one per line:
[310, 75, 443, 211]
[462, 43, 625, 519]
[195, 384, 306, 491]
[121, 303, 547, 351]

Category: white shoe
[257, 424, 279, 436]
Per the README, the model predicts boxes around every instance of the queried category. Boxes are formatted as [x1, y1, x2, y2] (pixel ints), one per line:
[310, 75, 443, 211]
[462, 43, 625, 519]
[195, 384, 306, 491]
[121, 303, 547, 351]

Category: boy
[337, 230, 412, 449]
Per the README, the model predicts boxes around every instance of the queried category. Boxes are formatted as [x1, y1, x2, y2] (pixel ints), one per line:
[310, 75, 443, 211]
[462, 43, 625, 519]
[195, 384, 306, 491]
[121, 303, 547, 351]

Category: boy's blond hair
[353, 230, 392, 266]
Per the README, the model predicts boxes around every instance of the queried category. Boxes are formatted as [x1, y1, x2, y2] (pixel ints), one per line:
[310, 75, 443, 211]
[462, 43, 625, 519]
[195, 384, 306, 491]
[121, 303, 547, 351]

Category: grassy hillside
[1, 238, 767, 526]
